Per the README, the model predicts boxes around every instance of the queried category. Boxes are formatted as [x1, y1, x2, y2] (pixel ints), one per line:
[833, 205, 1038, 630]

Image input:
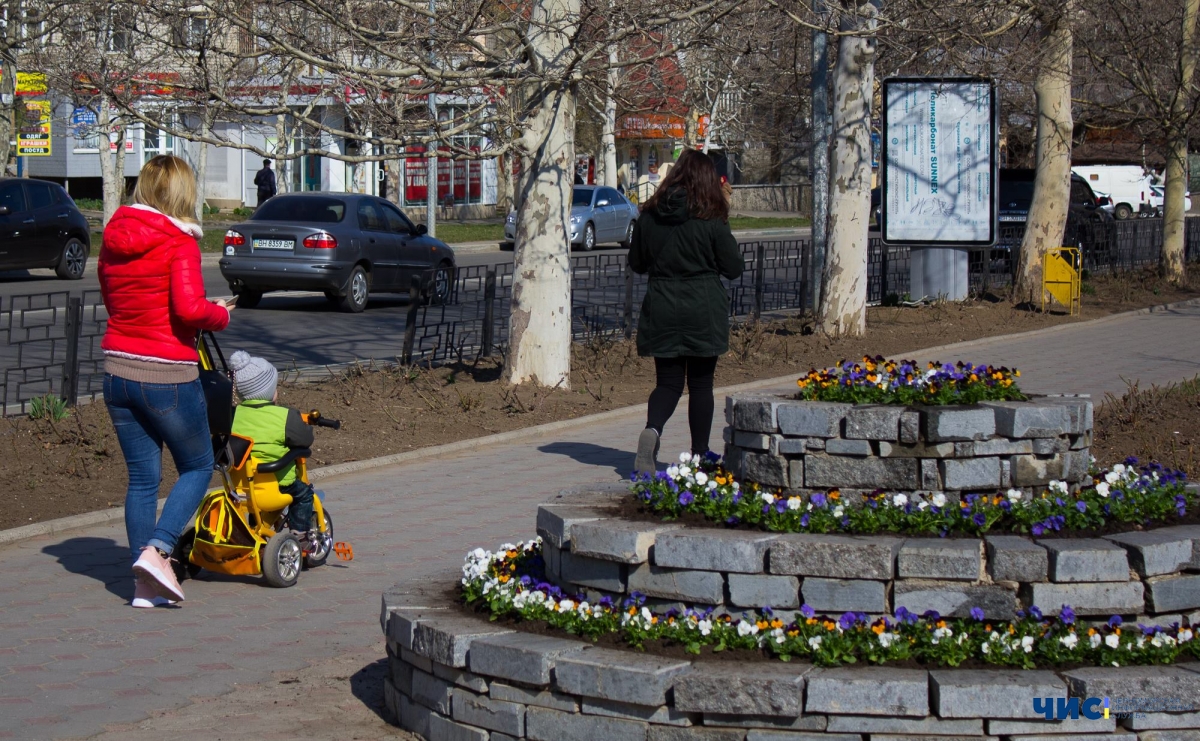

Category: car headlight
[570, 214, 582, 224]
[506, 213, 516, 224]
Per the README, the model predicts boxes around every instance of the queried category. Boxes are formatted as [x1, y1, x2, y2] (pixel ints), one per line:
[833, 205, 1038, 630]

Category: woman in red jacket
[100, 154, 233, 608]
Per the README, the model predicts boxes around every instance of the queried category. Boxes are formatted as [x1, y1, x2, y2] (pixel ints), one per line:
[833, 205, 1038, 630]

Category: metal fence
[2, 216, 1197, 415]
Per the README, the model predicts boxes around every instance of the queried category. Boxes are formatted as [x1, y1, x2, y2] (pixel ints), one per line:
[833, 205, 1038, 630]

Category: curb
[4, 295, 1198, 548]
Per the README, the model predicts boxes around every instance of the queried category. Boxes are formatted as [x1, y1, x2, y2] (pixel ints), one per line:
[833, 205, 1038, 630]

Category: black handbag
[197, 331, 234, 437]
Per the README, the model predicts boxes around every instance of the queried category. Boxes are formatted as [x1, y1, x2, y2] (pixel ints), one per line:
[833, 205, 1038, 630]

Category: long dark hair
[642, 148, 729, 221]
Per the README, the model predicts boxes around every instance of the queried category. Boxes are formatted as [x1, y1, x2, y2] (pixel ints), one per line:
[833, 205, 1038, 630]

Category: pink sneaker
[132, 546, 186, 602]
[131, 580, 174, 608]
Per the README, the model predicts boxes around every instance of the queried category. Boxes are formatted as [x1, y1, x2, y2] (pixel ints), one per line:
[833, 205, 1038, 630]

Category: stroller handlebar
[304, 410, 342, 430]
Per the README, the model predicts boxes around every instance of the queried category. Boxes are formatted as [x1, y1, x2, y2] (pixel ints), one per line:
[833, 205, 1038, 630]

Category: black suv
[997, 168, 1114, 249]
[0, 178, 91, 280]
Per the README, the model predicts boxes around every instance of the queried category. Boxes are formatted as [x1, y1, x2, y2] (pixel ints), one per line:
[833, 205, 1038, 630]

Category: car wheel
[582, 223, 596, 251]
[423, 261, 454, 305]
[619, 222, 635, 250]
[55, 238, 87, 280]
[1114, 204, 1133, 220]
[235, 289, 263, 309]
[339, 266, 369, 313]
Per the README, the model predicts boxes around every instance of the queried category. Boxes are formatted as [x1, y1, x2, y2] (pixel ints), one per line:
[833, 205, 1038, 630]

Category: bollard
[402, 274, 421, 364]
[481, 269, 496, 357]
[61, 296, 83, 406]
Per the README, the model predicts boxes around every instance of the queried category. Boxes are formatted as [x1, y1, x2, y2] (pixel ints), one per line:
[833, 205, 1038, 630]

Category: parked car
[993, 169, 1114, 270]
[1148, 185, 1193, 215]
[219, 193, 456, 313]
[503, 185, 638, 251]
[0, 178, 90, 280]
[1071, 165, 1154, 220]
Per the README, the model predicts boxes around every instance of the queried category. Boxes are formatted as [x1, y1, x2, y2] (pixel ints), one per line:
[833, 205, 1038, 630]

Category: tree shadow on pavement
[537, 441, 632, 477]
[350, 657, 392, 724]
[42, 537, 133, 601]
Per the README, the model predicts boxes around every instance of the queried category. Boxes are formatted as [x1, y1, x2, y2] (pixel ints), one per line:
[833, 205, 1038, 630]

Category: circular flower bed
[632, 453, 1192, 537]
[461, 539, 1198, 669]
[796, 356, 1023, 405]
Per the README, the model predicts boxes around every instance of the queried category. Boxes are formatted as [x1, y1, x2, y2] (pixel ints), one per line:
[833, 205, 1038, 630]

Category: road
[0, 228, 814, 373]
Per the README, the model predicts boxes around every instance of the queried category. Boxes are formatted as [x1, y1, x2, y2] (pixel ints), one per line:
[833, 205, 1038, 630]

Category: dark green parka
[628, 187, 745, 358]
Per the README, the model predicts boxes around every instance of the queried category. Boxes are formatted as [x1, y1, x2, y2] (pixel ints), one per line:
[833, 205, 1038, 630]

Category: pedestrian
[628, 148, 744, 473]
[99, 154, 234, 608]
[254, 158, 276, 206]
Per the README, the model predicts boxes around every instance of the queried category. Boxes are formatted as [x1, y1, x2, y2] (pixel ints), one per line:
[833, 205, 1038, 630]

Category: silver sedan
[504, 185, 639, 251]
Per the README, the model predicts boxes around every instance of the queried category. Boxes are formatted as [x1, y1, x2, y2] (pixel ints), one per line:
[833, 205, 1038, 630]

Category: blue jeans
[104, 374, 214, 564]
[281, 480, 314, 532]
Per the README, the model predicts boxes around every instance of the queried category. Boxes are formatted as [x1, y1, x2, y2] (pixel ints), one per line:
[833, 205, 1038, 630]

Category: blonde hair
[133, 154, 197, 223]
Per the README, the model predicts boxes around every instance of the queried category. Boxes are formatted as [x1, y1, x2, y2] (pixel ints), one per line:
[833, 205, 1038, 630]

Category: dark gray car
[219, 192, 455, 313]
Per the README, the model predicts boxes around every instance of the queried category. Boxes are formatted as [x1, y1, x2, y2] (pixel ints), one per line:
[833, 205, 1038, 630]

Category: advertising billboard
[881, 78, 998, 246]
[17, 100, 51, 156]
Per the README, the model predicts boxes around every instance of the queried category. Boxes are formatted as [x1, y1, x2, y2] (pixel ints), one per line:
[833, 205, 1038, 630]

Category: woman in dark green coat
[628, 149, 744, 473]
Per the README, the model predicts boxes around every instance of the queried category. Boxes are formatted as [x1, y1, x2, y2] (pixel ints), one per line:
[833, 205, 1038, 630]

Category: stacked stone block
[381, 577, 1200, 741]
[722, 394, 1095, 498]
[536, 500, 1200, 622]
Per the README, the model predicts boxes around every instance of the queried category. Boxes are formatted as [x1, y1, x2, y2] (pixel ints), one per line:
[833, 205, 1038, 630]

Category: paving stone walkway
[1, 304, 1198, 740]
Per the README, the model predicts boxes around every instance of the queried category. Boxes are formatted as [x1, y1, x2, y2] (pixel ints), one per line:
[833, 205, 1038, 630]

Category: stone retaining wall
[722, 394, 1095, 498]
[536, 486, 1200, 622]
[380, 577, 1200, 741]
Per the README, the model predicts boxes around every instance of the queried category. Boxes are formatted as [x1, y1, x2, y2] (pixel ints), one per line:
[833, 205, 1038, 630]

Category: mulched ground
[3, 268, 1198, 530]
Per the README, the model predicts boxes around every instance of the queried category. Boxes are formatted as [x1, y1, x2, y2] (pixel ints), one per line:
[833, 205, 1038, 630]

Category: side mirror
[415, 223, 428, 236]
[596, 199, 610, 207]
[0, 205, 9, 216]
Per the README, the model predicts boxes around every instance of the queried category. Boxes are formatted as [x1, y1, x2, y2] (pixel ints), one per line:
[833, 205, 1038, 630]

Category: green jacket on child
[232, 400, 314, 486]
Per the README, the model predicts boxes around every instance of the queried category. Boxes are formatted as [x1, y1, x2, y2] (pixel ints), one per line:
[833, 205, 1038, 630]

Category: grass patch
[728, 216, 811, 230]
[434, 222, 506, 244]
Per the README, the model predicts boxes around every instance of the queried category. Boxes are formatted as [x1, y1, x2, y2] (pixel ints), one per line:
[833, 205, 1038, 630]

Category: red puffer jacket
[99, 205, 229, 363]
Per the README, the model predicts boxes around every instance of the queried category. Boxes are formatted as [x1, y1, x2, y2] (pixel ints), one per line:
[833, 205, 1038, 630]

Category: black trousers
[646, 356, 719, 455]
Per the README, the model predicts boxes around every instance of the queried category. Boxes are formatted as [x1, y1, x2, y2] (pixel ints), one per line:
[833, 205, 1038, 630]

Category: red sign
[616, 114, 686, 140]
[404, 145, 428, 204]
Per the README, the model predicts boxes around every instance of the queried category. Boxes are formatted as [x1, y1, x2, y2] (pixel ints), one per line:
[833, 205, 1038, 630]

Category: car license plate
[998, 215, 1024, 222]
[253, 238, 295, 250]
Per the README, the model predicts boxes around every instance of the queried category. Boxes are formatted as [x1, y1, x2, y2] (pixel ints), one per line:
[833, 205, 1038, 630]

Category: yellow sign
[1042, 247, 1081, 315]
[17, 100, 52, 156]
[16, 72, 46, 95]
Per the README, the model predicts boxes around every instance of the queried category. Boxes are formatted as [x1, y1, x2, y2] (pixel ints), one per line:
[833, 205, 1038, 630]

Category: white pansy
[732, 482, 740, 491]
[808, 636, 823, 650]
[679, 452, 692, 463]
[787, 497, 803, 511]
[708, 480, 719, 490]
[878, 632, 896, 648]
[1095, 482, 1110, 498]
[558, 599, 575, 612]
[1007, 488, 1023, 504]
[917, 501, 929, 511]
[641, 607, 653, 622]
[737, 620, 759, 637]
[1105, 633, 1120, 649]
[679, 465, 691, 477]
[1060, 632, 1079, 649]
[761, 492, 775, 504]
[932, 492, 947, 508]
[893, 493, 908, 507]
[981, 642, 990, 654]
[1179, 629, 1194, 643]
[1049, 480, 1068, 495]
[932, 627, 953, 644]
[698, 619, 713, 636]
[1021, 636, 1035, 653]
[772, 628, 786, 644]
[832, 505, 845, 518]
[666, 465, 680, 478]
[1089, 632, 1102, 648]
[695, 472, 708, 486]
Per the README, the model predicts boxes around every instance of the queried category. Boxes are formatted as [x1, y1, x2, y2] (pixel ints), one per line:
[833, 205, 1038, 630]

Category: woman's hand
[212, 297, 236, 312]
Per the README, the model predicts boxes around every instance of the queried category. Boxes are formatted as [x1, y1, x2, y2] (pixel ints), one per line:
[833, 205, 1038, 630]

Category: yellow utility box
[1043, 247, 1081, 315]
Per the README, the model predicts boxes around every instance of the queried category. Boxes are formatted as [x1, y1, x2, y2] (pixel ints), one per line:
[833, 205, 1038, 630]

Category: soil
[4, 268, 1199, 531]
[1093, 375, 1200, 473]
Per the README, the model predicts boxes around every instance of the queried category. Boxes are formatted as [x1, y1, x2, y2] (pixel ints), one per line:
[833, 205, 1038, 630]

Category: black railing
[3, 217, 1196, 415]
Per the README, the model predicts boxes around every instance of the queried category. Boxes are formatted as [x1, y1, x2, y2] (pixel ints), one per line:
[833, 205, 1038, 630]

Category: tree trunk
[1014, 0, 1074, 305]
[504, 0, 579, 388]
[599, 48, 618, 188]
[385, 148, 402, 206]
[195, 114, 211, 223]
[98, 100, 127, 226]
[1163, 0, 1199, 284]
[818, 0, 877, 337]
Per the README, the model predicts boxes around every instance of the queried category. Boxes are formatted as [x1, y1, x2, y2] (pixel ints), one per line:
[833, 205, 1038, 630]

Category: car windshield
[998, 180, 1035, 209]
[252, 196, 346, 223]
[572, 189, 594, 207]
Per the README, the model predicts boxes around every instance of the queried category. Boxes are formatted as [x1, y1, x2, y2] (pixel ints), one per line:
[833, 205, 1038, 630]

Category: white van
[1071, 165, 1154, 220]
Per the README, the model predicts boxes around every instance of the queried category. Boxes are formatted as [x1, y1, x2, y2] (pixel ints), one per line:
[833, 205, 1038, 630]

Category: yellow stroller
[173, 332, 351, 588]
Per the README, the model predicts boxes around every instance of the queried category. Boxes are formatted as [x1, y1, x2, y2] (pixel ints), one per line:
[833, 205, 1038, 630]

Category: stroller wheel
[263, 531, 302, 588]
[304, 512, 334, 569]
